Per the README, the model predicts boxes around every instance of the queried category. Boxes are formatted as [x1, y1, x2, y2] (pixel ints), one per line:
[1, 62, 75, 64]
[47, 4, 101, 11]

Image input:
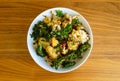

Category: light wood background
[0, 0, 120, 81]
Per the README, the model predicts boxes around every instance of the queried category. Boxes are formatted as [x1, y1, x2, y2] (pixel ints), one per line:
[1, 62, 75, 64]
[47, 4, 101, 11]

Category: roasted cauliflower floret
[52, 24, 61, 31]
[64, 13, 71, 19]
[79, 30, 89, 44]
[62, 21, 68, 28]
[50, 37, 59, 47]
[47, 11, 62, 31]
[46, 46, 58, 59]
[69, 29, 89, 44]
[61, 46, 68, 55]
[62, 13, 72, 28]
[52, 18, 61, 31]
[44, 16, 51, 24]
[67, 41, 79, 50]
[69, 29, 79, 41]
[60, 42, 68, 55]
[38, 38, 49, 49]
[51, 11, 61, 24]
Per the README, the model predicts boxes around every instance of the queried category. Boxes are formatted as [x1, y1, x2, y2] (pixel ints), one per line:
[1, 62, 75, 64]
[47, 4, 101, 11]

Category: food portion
[31, 10, 90, 69]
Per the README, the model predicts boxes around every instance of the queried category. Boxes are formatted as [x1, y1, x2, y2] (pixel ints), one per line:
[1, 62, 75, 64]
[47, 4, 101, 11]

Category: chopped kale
[36, 45, 46, 57]
[55, 10, 64, 17]
[31, 21, 52, 41]
[52, 24, 72, 38]
[72, 18, 82, 26]
[62, 61, 76, 68]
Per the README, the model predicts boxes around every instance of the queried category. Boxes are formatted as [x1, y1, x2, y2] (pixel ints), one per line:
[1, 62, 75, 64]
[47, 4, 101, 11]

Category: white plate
[27, 7, 93, 73]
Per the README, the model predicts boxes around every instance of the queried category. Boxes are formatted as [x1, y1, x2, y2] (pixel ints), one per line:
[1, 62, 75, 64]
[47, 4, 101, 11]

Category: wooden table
[0, 0, 120, 81]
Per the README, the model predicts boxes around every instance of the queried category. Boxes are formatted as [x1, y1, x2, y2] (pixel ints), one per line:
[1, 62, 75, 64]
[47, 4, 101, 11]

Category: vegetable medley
[31, 10, 90, 69]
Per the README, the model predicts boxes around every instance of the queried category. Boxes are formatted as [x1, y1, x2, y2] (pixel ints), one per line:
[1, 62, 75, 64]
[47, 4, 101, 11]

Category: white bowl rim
[27, 7, 93, 73]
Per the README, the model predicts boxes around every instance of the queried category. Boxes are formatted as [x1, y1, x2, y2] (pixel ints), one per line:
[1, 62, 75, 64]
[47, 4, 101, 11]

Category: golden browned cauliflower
[46, 46, 58, 59]
[61, 46, 68, 55]
[67, 41, 79, 50]
[50, 37, 59, 47]
[44, 16, 51, 24]
[62, 13, 72, 28]
[69, 29, 89, 44]
[62, 21, 68, 28]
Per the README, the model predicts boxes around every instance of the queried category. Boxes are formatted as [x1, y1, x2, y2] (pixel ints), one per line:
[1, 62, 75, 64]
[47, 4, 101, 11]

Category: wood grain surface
[0, 0, 120, 81]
